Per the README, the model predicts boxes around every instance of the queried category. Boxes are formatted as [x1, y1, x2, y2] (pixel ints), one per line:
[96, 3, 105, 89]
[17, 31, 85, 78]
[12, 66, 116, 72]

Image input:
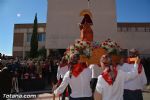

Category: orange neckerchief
[102, 65, 117, 85]
[72, 62, 87, 77]
[127, 59, 142, 74]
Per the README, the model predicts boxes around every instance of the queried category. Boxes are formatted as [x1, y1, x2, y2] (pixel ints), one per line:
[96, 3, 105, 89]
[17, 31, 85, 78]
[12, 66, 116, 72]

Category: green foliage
[30, 14, 38, 58]
[38, 47, 47, 59]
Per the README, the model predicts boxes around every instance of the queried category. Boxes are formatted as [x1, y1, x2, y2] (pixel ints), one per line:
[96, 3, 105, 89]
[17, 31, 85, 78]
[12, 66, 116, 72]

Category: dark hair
[101, 54, 116, 83]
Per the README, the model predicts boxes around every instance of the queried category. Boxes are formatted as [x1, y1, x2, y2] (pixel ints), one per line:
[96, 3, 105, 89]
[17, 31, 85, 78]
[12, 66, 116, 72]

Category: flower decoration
[101, 38, 121, 55]
[64, 39, 92, 61]
[92, 41, 101, 49]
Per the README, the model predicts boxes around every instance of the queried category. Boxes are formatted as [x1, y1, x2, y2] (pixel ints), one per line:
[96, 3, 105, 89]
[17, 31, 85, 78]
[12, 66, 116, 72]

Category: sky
[0, 0, 150, 56]
[0, 0, 47, 56]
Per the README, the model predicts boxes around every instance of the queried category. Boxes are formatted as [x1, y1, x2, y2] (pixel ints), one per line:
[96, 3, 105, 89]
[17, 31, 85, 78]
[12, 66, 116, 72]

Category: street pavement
[14, 85, 150, 100]
[34, 92, 150, 100]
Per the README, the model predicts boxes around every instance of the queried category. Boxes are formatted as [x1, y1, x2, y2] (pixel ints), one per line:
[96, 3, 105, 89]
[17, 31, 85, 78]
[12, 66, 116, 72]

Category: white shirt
[96, 64, 138, 100]
[89, 64, 103, 78]
[57, 65, 68, 80]
[120, 63, 147, 90]
[54, 68, 92, 98]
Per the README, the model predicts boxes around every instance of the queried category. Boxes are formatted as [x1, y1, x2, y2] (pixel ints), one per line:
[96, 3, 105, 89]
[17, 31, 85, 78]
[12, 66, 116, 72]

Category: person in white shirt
[120, 49, 147, 100]
[94, 54, 140, 100]
[56, 58, 69, 100]
[54, 54, 92, 100]
[89, 64, 103, 100]
[57, 58, 69, 81]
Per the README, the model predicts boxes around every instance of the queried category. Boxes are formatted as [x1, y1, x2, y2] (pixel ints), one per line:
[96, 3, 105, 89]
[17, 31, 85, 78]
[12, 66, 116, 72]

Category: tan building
[13, 23, 46, 58]
[117, 23, 150, 54]
[46, 0, 150, 55]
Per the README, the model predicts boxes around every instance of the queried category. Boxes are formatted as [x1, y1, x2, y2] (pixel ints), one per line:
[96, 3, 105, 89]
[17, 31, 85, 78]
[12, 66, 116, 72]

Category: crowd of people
[0, 55, 61, 99]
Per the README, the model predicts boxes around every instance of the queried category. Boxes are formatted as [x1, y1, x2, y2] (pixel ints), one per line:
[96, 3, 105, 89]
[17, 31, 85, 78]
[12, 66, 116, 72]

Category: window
[122, 27, 127, 32]
[38, 33, 46, 42]
[27, 32, 46, 42]
[145, 27, 150, 32]
[117, 27, 122, 32]
[138, 27, 145, 32]
[27, 33, 32, 42]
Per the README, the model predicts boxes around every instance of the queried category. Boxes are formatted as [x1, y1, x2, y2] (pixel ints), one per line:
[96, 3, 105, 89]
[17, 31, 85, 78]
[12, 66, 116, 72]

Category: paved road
[35, 92, 150, 100]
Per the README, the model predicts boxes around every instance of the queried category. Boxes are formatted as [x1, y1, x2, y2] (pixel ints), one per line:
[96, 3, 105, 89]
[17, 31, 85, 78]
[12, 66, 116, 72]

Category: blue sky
[0, 0, 47, 55]
[0, 0, 150, 56]
[116, 0, 150, 22]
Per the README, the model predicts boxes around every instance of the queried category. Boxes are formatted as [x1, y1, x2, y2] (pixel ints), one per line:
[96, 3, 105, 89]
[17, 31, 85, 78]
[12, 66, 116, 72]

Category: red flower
[80, 43, 83, 45]
[75, 48, 79, 51]
[86, 41, 91, 45]
[67, 48, 70, 51]
[83, 46, 86, 49]
[107, 38, 111, 41]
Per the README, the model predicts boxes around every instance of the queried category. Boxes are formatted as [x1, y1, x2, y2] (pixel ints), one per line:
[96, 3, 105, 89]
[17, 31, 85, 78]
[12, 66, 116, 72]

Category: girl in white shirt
[54, 54, 92, 100]
[94, 54, 139, 100]
[57, 58, 69, 100]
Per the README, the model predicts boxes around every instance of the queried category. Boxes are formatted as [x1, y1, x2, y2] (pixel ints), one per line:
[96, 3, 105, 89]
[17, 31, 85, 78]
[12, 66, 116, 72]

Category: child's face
[100, 55, 111, 67]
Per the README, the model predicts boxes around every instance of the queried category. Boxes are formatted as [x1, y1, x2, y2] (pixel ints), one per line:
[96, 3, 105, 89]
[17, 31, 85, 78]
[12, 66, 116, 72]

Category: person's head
[60, 57, 68, 66]
[100, 54, 111, 68]
[69, 54, 80, 65]
[129, 48, 139, 57]
[119, 56, 127, 65]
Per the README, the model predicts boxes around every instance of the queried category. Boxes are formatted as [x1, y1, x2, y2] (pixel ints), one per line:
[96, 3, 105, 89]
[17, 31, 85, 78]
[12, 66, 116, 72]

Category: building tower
[46, 0, 117, 55]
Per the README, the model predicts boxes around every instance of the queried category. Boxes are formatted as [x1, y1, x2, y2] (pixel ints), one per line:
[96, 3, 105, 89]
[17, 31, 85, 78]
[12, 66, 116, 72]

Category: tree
[38, 47, 47, 59]
[30, 13, 38, 58]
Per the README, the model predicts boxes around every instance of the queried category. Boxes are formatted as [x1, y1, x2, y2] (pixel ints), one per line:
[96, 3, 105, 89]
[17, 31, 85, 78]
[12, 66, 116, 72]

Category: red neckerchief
[60, 63, 67, 68]
[127, 60, 142, 74]
[101, 65, 117, 85]
[97, 64, 101, 67]
[72, 62, 87, 77]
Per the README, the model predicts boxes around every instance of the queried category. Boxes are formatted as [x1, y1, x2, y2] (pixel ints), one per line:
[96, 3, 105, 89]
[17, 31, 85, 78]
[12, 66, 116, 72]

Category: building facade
[46, 0, 150, 55]
[117, 23, 150, 54]
[46, 0, 117, 56]
[13, 0, 150, 58]
[13, 23, 46, 58]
